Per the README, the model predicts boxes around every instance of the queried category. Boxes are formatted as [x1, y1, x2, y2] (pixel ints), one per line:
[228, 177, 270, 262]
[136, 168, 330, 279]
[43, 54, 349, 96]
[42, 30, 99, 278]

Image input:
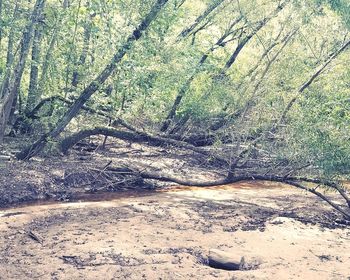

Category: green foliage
[0, 0, 349, 178]
[316, 0, 350, 27]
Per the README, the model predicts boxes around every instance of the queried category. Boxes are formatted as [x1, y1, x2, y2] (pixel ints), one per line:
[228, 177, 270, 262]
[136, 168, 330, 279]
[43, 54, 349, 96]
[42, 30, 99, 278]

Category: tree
[0, 0, 45, 141]
[16, 0, 169, 159]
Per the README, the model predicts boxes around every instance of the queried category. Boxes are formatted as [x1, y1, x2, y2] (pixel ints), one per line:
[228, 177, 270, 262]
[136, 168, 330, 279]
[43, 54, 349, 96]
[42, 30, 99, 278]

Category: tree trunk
[17, 0, 169, 160]
[0, 1, 19, 99]
[160, 74, 195, 132]
[25, 24, 44, 114]
[0, 0, 45, 142]
[71, 4, 94, 87]
[35, 0, 69, 107]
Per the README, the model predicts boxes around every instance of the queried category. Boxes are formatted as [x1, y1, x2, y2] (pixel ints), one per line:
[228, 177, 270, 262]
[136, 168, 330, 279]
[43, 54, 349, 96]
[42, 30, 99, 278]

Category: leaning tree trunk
[0, 0, 45, 142]
[17, 0, 169, 160]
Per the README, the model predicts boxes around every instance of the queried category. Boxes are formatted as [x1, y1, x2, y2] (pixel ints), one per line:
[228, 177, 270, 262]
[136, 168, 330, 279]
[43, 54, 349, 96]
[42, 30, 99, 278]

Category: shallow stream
[0, 180, 285, 215]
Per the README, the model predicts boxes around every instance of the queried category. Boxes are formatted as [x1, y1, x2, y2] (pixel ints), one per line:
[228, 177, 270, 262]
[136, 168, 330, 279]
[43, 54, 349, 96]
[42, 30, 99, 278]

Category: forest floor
[0, 138, 349, 279]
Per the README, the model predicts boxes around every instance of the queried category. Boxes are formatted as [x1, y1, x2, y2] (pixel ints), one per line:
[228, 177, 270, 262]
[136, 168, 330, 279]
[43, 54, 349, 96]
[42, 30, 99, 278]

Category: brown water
[160, 180, 285, 192]
[9, 176, 350, 213]
[0, 189, 157, 211]
[0, 181, 288, 211]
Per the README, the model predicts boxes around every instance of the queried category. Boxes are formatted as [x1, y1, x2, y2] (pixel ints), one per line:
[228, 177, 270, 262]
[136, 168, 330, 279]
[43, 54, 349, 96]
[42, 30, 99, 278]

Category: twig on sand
[27, 230, 43, 244]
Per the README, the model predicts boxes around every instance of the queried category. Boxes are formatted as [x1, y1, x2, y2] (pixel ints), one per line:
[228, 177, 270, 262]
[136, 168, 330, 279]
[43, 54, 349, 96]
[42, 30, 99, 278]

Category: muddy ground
[0, 138, 349, 279]
[0, 184, 350, 280]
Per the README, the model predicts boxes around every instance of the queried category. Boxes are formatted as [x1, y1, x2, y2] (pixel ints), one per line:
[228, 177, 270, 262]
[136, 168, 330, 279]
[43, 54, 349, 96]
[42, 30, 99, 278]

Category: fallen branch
[27, 230, 43, 244]
[106, 165, 350, 220]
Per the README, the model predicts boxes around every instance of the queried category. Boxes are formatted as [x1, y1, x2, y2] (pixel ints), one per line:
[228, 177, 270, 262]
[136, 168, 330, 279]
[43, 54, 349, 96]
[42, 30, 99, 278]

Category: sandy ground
[0, 182, 349, 280]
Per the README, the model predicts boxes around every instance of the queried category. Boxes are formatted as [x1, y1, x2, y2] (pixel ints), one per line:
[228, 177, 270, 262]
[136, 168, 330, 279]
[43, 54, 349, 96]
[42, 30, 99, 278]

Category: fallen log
[59, 126, 228, 165]
[105, 165, 350, 220]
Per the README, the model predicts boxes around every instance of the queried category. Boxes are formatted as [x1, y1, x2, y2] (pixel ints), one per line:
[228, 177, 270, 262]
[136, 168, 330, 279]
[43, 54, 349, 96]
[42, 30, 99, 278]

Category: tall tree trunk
[71, 10, 94, 87]
[0, 1, 19, 99]
[35, 0, 69, 106]
[0, 0, 45, 142]
[17, 0, 169, 160]
[25, 24, 43, 114]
